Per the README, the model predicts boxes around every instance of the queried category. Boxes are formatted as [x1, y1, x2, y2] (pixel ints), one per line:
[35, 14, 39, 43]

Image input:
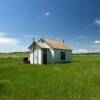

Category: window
[61, 52, 65, 60]
[42, 40, 44, 42]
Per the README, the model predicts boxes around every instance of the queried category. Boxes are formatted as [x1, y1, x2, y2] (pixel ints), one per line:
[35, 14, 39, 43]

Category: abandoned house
[28, 38, 72, 64]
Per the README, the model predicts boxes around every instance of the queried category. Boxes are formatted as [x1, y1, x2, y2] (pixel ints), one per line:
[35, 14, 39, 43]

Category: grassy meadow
[0, 54, 100, 100]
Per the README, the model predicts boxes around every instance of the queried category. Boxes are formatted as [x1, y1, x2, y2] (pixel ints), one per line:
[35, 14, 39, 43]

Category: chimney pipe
[62, 40, 64, 43]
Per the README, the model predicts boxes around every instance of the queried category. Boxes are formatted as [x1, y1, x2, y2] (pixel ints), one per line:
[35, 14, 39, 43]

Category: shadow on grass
[0, 80, 10, 96]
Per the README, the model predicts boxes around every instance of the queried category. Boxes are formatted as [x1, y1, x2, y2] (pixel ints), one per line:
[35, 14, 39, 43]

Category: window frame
[60, 52, 65, 60]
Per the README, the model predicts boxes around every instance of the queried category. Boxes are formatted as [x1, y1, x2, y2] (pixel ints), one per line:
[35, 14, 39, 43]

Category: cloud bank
[0, 32, 29, 52]
[0, 32, 18, 46]
[94, 40, 100, 44]
[73, 49, 88, 54]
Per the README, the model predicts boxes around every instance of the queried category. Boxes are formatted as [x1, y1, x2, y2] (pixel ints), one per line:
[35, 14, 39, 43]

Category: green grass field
[0, 55, 100, 100]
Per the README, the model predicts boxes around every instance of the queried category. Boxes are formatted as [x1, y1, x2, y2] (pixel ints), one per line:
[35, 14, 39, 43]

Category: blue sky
[0, 0, 100, 53]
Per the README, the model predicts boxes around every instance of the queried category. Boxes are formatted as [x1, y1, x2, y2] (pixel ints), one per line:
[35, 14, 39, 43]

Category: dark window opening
[61, 52, 65, 60]
[42, 40, 44, 42]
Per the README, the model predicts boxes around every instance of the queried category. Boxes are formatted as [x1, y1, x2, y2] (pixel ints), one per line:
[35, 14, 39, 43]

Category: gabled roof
[28, 41, 49, 49]
[29, 38, 72, 50]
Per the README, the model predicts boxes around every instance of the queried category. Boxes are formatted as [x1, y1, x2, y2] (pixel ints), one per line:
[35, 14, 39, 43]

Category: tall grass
[0, 55, 100, 100]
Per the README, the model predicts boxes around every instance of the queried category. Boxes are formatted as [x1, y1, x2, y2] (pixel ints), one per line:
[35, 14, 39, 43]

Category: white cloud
[95, 19, 100, 26]
[0, 32, 18, 46]
[93, 49, 100, 52]
[44, 12, 50, 16]
[0, 37, 18, 46]
[91, 45, 100, 48]
[0, 45, 28, 53]
[94, 40, 100, 44]
[0, 32, 8, 37]
[0, 32, 29, 52]
[73, 49, 88, 54]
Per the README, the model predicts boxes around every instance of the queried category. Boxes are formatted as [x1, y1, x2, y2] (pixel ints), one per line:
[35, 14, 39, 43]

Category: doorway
[43, 49, 47, 64]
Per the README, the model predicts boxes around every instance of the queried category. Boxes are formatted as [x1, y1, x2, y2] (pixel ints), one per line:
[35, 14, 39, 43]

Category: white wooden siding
[29, 41, 72, 64]
[38, 47, 42, 64]
[30, 45, 42, 64]
[40, 41, 54, 64]
[54, 49, 72, 63]
[30, 47, 33, 64]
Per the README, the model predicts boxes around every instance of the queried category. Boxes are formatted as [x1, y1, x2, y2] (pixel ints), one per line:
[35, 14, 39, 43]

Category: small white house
[28, 38, 72, 64]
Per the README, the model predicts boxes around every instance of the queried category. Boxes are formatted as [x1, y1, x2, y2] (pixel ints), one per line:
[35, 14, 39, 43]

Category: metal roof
[44, 39, 72, 50]
[29, 38, 72, 50]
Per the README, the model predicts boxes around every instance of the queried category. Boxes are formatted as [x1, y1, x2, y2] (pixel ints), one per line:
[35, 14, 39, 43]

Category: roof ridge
[44, 38, 63, 43]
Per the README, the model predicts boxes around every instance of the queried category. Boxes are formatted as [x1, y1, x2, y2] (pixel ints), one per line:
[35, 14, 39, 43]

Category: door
[43, 49, 47, 64]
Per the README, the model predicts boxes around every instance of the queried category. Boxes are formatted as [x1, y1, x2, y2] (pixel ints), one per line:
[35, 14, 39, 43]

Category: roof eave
[28, 42, 36, 49]
[54, 48, 72, 51]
